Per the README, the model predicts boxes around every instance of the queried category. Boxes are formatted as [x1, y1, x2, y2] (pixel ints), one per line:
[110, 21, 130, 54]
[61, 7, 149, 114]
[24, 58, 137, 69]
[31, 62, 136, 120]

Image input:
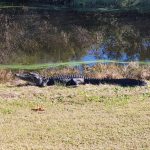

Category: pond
[0, 7, 150, 66]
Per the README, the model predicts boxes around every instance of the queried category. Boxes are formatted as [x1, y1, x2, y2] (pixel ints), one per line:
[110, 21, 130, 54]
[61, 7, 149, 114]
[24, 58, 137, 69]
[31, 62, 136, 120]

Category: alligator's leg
[66, 78, 84, 86]
[66, 79, 78, 86]
[47, 78, 55, 86]
[39, 78, 49, 87]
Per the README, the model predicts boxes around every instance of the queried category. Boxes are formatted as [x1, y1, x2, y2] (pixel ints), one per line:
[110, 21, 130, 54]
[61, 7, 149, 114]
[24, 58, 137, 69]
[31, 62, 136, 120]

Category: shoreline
[0, 62, 150, 83]
[0, 4, 150, 14]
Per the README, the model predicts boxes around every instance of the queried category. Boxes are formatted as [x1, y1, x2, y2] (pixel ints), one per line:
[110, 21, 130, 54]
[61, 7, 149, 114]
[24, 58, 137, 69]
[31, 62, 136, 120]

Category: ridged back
[49, 75, 85, 80]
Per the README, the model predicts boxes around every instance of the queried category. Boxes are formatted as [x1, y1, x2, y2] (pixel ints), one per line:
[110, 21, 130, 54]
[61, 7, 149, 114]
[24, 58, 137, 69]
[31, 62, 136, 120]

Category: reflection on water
[0, 8, 150, 65]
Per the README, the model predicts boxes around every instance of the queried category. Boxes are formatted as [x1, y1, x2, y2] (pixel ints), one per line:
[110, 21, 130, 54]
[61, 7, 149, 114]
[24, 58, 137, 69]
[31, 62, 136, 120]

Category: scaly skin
[15, 72, 147, 87]
[15, 73, 85, 87]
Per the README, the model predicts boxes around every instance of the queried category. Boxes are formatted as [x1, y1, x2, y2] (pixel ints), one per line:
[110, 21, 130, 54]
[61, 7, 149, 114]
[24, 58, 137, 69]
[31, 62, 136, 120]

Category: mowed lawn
[0, 82, 150, 150]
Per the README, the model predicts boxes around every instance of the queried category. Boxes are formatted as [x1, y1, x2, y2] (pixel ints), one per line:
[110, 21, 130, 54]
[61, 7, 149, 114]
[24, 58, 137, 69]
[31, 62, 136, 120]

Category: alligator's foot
[66, 78, 84, 87]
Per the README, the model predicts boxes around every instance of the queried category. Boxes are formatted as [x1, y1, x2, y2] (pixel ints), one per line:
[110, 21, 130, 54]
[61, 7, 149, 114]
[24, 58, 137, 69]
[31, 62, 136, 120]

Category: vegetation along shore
[0, 63, 149, 149]
[0, 67, 149, 149]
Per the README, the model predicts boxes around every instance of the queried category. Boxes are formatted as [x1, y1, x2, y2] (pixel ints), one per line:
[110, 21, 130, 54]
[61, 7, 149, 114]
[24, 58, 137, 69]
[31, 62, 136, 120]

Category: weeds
[0, 62, 149, 83]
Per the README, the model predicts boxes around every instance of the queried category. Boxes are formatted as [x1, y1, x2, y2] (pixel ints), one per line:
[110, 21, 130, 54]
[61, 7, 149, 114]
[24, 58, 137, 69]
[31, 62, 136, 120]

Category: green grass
[0, 82, 150, 149]
[0, 3, 149, 13]
[0, 60, 150, 70]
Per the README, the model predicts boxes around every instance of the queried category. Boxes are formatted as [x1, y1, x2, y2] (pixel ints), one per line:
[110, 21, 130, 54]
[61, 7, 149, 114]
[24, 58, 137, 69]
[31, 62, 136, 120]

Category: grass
[0, 81, 150, 149]
[0, 3, 150, 13]
[0, 60, 150, 70]
[0, 62, 150, 83]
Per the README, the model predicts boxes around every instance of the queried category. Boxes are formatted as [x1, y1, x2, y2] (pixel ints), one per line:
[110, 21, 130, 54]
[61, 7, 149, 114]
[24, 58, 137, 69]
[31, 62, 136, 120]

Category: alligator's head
[15, 72, 47, 86]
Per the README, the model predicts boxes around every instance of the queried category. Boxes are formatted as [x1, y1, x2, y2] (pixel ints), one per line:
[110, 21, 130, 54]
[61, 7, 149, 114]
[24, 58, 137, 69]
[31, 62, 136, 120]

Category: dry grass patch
[0, 82, 150, 149]
[0, 62, 150, 83]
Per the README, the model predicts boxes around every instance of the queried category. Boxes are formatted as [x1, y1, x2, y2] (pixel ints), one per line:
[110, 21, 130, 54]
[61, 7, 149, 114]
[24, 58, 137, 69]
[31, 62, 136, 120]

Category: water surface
[0, 8, 150, 65]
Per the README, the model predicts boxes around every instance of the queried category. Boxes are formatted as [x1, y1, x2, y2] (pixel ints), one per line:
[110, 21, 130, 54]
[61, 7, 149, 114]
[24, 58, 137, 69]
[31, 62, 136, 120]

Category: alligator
[15, 72, 147, 87]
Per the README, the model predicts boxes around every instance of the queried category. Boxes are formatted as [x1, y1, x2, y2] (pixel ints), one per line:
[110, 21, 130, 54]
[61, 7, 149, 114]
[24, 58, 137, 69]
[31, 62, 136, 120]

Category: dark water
[0, 8, 150, 65]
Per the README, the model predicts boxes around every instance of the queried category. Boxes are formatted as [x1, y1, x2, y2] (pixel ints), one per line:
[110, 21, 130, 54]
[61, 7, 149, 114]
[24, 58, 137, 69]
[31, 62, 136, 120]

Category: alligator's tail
[84, 78, 147, 87]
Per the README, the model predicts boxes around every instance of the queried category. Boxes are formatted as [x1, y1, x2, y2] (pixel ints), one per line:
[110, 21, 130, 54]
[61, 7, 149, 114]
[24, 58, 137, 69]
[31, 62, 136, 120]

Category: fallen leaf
[31, 107, 45, 112]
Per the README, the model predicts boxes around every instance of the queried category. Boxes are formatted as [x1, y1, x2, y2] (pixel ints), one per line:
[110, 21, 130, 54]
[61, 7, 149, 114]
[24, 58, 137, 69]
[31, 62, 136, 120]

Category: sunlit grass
[0, 82, 150, 149]
[0, 62, 150, 84]
[0, 60, 150, 70]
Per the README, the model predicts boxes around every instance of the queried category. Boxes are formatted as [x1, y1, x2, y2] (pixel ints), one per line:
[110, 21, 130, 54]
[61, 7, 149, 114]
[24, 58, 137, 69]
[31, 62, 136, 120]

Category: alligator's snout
[15, 73, 32, 81]
[15, 73, 25, 78]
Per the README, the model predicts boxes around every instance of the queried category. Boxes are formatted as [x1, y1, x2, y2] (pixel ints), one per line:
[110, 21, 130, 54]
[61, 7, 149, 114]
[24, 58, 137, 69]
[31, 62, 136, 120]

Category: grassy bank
[0, 62, 150, 83]
[0, 63, 150, 149]
[0, 2, 150, 13]
[0, 82, 150, 149]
